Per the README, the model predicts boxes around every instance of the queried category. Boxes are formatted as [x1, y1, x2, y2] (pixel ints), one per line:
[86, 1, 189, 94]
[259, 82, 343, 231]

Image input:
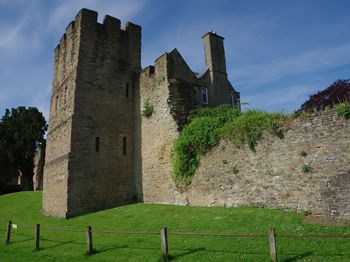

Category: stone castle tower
[43, 9, 240, 218]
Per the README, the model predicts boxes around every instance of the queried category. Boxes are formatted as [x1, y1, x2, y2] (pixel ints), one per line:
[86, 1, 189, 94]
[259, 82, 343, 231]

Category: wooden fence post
[6, 221, 12, 244]
[269, 228, 277, 262]
[34, 224, 40, 250]
[86, 226, 93, 254]
[160, 226, 169, 261]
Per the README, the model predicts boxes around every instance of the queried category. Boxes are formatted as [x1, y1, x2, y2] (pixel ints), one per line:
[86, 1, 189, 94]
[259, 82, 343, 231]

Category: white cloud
[234, 43, 350, 88]
[0, 19, 25, 48]
[0, 2, 44, 58]
[48, 0, 146, 34]
[241, 82, 325, 113]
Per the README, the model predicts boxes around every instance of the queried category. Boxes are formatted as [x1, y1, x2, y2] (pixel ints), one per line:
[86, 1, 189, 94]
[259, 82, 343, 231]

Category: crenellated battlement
[124, 21, 142, 32]
[103, 15, 121, 34]
[75, 8, 140, 37]
[66, 20, 75, 32]
[141, 66, 155, 77]
[53, 8, 141, 87]
[54, 8, 141, 52]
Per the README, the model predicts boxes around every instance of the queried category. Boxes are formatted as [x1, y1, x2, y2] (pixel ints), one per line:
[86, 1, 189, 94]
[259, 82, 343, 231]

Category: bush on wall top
[336, 102, 350, 119]
[171, 105, 288, 191]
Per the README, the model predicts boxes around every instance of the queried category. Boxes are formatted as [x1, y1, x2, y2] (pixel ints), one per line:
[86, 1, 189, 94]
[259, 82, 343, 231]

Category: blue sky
[0, 0, 349, 119]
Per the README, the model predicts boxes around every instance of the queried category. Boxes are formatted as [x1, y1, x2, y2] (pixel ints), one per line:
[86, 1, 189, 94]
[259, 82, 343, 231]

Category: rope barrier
[3, 222, 350, 238]
[170, 232, 350, 238]
[41, 227, 85, 233]
[170, 232, 268, 237]
[93, 230, 159, 235]
[277, 233, 350, 238]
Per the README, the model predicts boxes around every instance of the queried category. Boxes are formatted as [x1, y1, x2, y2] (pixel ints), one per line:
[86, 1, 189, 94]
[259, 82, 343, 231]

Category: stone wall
[43, 10, 80, 217]
[139, 55, 184, 203]
[142, 110, 350, 219]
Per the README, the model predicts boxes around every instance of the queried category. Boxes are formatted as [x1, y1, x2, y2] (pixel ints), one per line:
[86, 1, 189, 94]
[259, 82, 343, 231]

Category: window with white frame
[201, 87, 208, 104]
[228, 94, 234, 106]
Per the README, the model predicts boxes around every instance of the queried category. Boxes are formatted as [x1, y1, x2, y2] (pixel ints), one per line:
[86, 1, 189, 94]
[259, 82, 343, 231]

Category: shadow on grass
[168, 247, 205, 261]
[40, 238, 84, 249]
[95, 246, 205, 261]
[8, 237, 33, 243]
[176, 248, 269, 256]
[281, 251, 350, 261]
[96, 244, 270, 260]
[97, 244, 156, 253]
[10, 232, 33, 243]
[282, 251, 313, 262]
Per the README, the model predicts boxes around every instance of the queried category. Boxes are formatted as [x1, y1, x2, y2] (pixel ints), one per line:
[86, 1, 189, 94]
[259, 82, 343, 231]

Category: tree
[0, 153, 19, 193]
[0, 107, 47, 190]
[297, 79, 350, 112]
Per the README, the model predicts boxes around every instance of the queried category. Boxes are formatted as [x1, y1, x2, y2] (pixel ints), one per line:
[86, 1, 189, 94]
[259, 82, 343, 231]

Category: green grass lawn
[0, 192, 350, 261]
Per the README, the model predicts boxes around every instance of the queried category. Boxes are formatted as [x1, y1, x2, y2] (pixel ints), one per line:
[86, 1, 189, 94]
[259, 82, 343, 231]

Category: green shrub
[299, 150, 307, 157]
[171, 116, 224, 190]
[336, 102, 350, 119]
[221, 110, 288, 152]
[301, 164, 312, 173]
[142, 99, 155, 118]
[189, 104, 240, 122]
[228, 166, 239, 174]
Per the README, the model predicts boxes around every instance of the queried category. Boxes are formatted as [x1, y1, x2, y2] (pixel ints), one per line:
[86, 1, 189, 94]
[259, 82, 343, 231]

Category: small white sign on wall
[325, 156, 339, 163]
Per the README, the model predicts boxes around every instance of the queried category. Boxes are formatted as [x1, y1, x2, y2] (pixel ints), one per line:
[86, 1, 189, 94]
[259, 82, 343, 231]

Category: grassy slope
[0, 192, 349, 261]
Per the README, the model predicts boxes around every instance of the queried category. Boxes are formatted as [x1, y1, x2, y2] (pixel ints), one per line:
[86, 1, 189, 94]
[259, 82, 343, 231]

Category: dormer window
[228, 94, 234, 107]
[201, 87, 208, 104]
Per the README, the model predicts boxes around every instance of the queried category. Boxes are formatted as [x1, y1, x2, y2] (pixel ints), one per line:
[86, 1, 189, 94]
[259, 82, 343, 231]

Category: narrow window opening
[125, 83, 129, 97]
[95, 137, 100, 152]
[201, 87, 208, 104]
[123, 137, 127, 156]
[55, 95, 59, 112]
[63, 86, 68, 105]
[228, 94, 234, 107]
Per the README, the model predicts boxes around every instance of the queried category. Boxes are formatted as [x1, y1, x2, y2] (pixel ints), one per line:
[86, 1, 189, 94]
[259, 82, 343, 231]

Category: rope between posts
[41, 227, 85, 233]
[93, 230, 159, 235]
[276, 233, 350, 238]
[170, 232, 268, 237]
[168, 232, 350, 238]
